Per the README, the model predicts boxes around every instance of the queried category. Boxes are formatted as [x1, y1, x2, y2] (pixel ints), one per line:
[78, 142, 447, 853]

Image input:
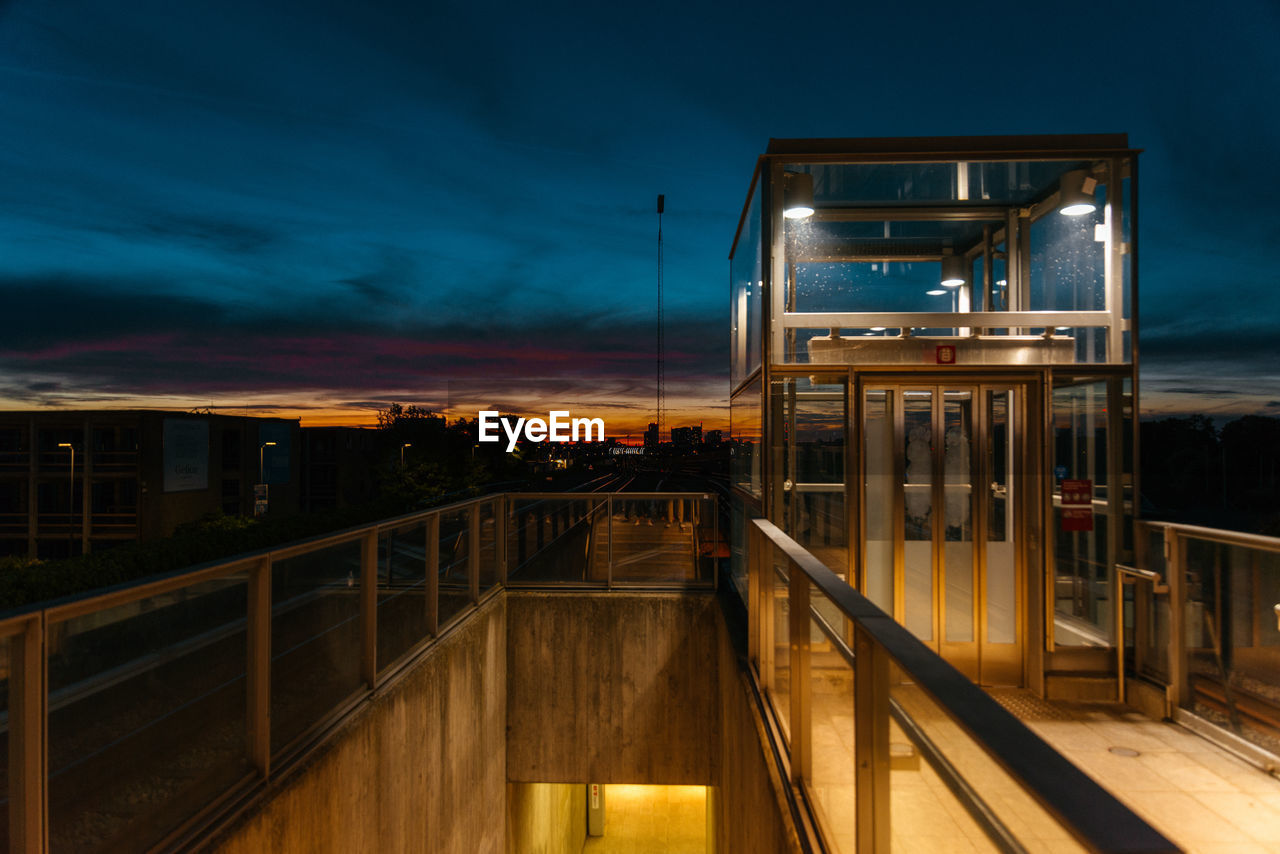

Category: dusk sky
[1, 0, 1277, 433]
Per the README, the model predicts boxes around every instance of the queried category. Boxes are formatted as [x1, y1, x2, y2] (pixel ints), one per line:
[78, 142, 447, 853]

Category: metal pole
[854, 626, 890, 854]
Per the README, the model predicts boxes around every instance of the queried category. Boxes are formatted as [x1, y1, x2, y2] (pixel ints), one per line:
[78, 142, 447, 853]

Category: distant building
[0, 410, 301, 559]
[671, 425, 702, 448]
[704, 429, 722, 447]
[300, 426, 378, 512]
[643, 422, 659, 450]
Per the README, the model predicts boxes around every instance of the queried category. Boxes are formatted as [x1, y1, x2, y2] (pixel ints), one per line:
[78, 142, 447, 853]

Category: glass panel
[943, 390, 974, 643]
[48, 576, 251, 852]
[478, 500, 499, 593]
[731, 378, 762, 499]
[377, 522, 429, 673]
[0, 634, 7, 844]
[1052, 378, 1113, 645]
[1134, 524, 1170, 681]
[800, 160, 1092, 208]
[731, 180, 763, 387]
[1182, 538, 1280, 756]
[903, 390, 933, 642]
[271, 540, 363, 754]
[773, 159, 1129, 367]
[986, 390, 1016, 645]
[864, 388, 894, 613]
[808, 588, 854, 854]
[888, 679, 1088, 853]
[729, 495, 749, 604]
[772, 377, 847, 577]
[611, 496, 714, 584]
[771, 565, 791, 742]
[505, 498, 604, 584]
[438, 509, 471, 624]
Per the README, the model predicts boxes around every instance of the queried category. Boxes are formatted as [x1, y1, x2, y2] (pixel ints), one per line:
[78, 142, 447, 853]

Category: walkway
[993, 690, 1280, 854]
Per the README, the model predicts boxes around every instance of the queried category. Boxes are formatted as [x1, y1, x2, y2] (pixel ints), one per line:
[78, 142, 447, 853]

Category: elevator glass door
[863, 383, 1023, 685]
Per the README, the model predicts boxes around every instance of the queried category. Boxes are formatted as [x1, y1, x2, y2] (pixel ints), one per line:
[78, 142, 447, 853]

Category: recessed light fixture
[926, 289, 947, 296]
[871, 326, 886, 332]
[1059, 168, 1098, 216]
[941, 254, 967, 288]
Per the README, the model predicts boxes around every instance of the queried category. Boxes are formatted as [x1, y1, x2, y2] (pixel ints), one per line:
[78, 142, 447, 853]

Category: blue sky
[0, 0, 1277, 429]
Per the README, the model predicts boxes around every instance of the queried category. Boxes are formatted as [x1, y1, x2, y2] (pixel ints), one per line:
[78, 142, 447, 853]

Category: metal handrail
[1141, 520, 1280, 553]
[751, 517, 1178, 854]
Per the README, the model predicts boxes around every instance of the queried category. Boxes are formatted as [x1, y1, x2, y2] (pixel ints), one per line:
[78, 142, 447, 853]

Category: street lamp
[57, 443, 75, 549]
[259, 441, 276, 483]
[400, 443, 412, 467]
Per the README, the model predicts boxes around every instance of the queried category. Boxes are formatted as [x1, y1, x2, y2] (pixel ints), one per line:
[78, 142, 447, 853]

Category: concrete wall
[210, 590, 798, 853]
[505, 783, 586, 854]
[212, 594, 508, 854]
[506, 592, 721, 785]
[713, 606, 802, 854]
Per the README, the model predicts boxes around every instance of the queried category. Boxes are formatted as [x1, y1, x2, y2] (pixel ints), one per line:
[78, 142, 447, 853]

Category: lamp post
[259, 441, 276, 483]
[400, 443, 411, 467]
[57, 442, 75, 550]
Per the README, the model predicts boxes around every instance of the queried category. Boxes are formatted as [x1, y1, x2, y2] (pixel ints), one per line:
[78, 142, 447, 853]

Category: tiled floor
[581, 784, 706, 854]
[990, 691, 1280, 854]
[803, 673, 1280, 854]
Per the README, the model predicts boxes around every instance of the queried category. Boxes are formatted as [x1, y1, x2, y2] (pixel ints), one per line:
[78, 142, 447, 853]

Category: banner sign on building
[1061, 478, 1093, 532]
[163, 418, 209, 493]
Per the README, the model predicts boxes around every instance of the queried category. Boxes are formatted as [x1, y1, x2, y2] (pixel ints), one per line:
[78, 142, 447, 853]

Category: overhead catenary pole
[657, 194, 665, 439]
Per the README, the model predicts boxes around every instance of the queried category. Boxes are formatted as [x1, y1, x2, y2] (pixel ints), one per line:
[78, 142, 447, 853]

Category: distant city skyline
[1, 0, 1276, 429]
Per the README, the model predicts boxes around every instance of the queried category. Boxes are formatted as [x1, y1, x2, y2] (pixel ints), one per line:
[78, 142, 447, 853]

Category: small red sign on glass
[1062, 479, 1092, 505]
[1062, 508, 1094, 532]
[1061, 479, 1093, 531]
[936, 344, 956, 364]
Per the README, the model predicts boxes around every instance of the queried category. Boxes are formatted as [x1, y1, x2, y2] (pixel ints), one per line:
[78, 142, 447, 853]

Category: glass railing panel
[1182, 536, 1280, 755]
[47, 575, 251, 853]
[808, 587, 854, 854]
[438, 509, 472, 625]
[0, 635, 10, 845]
[271, 540, 363, 755]
[1133, 524, 1171, 682]
[770, 563, 791, 742]
[478, 500, 499, 594]
[377, 522, 429, 674]
[611, 496, 713, 585]
[505, 498, 602, 584]
[887, 678, 1089, 854]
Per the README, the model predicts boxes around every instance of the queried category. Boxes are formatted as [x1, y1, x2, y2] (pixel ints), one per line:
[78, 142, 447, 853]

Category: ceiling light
[926, 289, 947, 296]
[941, 254, 967, 288]
[1059, 168, 1097, 216]
[783, 171, 815, 219]
[871, 326, 886, 332]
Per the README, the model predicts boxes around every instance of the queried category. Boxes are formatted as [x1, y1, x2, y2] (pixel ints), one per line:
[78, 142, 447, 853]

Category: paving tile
[1192, 791, 1280, 843]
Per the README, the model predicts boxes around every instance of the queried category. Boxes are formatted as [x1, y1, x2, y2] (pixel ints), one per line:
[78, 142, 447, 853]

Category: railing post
[607, 493, 614, 588]
[712, 497, 719, 590]
[468, 503, 480, 603]
[854, 625, 889, 854]
[496, 497, 508, 586]
[1166, 526, 1185, 713]
[426, 514, 439, 636]
[10, 614, 46, 854]
[789, 566, 811, 784]
[1115, 568, 1126, 705]
[247, 556, 271, 779]
[360, 529, 378, 688]
[517, 508, 527, 566]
